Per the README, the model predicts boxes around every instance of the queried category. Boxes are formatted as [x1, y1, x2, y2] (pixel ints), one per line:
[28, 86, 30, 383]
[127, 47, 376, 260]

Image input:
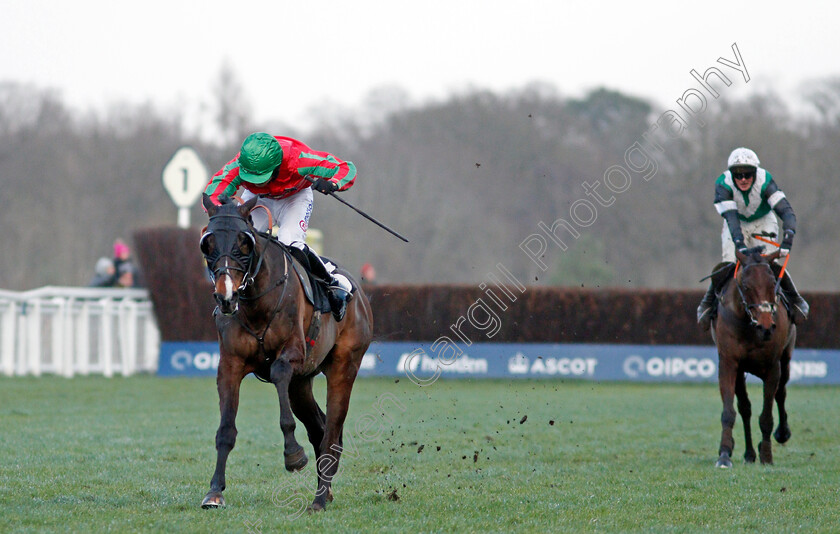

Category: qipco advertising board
[158, 341, 840, 385]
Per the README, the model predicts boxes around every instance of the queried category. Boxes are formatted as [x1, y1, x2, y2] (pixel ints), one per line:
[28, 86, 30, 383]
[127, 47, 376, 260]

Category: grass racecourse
[0, 376, 838, 533]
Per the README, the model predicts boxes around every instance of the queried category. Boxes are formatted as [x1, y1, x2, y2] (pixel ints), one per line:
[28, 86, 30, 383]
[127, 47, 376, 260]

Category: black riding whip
[304, 175, 409, 242]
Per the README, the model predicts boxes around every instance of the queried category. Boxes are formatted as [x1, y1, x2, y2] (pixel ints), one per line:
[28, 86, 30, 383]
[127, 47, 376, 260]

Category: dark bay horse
[198, 194, 373, 511]
[711, 247, 795, 468]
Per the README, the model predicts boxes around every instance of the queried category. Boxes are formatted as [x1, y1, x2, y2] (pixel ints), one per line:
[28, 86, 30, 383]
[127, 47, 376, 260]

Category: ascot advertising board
[159, 341, 839, 385]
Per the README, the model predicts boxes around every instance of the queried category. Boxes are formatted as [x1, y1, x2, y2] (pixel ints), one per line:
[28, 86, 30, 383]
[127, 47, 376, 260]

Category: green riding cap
[238, 133, 284, 184]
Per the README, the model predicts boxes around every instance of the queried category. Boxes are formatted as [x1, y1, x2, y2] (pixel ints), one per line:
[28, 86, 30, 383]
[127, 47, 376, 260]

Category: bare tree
[211, 61, 253, 146]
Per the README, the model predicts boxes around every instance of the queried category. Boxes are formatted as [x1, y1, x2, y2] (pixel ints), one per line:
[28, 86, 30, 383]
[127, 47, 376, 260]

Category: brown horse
[711, 247, 795, 468]
[198, 194, 373, 511]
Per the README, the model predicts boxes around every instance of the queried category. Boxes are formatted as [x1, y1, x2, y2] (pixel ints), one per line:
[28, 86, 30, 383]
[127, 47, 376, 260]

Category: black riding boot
[697, 262, 734, 331]
[779, 270, 809, 324]
[326, 283, 349, 322]
[697, 282, 717, 331]
[292, 245, 351, 322]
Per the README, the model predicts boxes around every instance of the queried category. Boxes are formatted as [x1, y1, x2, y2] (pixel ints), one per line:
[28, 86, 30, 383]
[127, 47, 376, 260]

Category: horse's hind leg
[309, 350, 361, 511]
[735, 371, 756, 463]
[758, 364, 781, 465]
[270, 357, 308, 472]
[774, 342, 793, 444]
[201, 357, 246, 508]
[716, 357, 737, 468]
[288, 376, 333, 503]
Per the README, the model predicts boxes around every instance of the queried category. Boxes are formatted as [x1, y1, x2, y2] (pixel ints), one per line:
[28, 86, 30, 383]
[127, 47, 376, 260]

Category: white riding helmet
[727, 147, 760, 169]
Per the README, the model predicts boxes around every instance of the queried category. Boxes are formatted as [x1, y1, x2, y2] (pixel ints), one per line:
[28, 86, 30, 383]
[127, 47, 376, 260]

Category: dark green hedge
[134, 227, 217, 342]
[135, 227, 836, 348]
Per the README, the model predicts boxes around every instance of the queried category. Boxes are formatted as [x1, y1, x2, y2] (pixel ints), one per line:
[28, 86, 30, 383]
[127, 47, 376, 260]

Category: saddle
[710, 262, 736, 294]
[285, 246, 356, 311]
[286, 246, 333, 315]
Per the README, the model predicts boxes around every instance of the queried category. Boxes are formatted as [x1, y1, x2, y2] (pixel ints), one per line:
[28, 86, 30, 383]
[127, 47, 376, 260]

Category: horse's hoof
[774, 426, 791, 444]
[744, 450, 756, 463]
[201, 492, 225, 509]
[758, 442, 773, 464]
[715, 453, 732, 469]
[285, 447, 308, 472]
[306, 502, 325, 513]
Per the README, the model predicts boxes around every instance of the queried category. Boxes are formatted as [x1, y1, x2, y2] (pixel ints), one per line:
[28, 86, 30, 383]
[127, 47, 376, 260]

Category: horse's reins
[749, 234, 791, 295]
[732, 234, 792, 326]
[204, 205, 275, 294]
[204, 209, 293, 370]
[229, 237, 292, 374]
[203, 214, 258, 293]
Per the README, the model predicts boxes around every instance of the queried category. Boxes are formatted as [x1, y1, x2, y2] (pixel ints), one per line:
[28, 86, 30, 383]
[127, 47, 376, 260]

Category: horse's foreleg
[201, 358, 245, 508]
[734, 371, 755, 463]
[758, 363, 781, 465]
[716, 357, 737, 468]
[774, 343, 793, 444]
[270, 356, 308, 472]
[309, 353, 360, 512]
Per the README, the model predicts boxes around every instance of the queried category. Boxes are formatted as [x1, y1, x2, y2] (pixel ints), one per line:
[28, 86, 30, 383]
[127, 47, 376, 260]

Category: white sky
[4, 0, 839, 129]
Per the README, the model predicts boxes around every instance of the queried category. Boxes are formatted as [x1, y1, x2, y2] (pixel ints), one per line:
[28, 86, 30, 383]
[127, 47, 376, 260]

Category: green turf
[0, 375, 838, 533]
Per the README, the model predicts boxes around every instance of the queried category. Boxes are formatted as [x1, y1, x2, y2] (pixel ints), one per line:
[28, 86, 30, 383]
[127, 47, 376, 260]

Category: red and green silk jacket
[204, 136, 357, 203]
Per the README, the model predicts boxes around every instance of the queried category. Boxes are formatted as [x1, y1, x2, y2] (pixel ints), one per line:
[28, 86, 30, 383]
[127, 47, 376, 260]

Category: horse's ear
[735, 248, 748, 265]
[239, 196, 259, 217]
[766, 249, 781, 262]
[202, 194, 218, 216]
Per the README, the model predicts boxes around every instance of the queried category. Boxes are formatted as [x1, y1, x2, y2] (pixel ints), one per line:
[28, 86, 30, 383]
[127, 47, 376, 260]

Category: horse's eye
[200, 234, 215, 256]
[238, 233, 254, 255]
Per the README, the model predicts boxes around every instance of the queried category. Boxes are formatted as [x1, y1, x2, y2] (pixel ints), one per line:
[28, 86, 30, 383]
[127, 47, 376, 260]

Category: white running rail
[0, 286, 160, 377]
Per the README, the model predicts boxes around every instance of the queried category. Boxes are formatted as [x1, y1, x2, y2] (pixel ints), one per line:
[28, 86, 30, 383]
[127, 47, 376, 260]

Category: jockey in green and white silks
[697, 147, 809, 329]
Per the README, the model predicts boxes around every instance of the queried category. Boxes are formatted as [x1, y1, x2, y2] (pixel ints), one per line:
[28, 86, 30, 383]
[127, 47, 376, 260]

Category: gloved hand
[780, 229, 795, 257]
[312, 177, 338, 194]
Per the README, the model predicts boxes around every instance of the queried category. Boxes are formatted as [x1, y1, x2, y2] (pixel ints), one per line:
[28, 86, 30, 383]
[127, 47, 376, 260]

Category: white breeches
[721, 212, 780, 263]
[241, 188, 313, 251]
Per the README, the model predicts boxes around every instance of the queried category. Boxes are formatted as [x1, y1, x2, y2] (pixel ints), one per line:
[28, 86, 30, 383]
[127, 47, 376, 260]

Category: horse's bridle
[201, 214, 260, 293]
[734, 263, 779, 327]
[201, 214, 293, 365]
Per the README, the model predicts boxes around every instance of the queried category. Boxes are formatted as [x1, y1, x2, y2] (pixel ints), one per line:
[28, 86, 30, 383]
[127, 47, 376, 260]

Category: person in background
[360, 262, 377, 284]
[111, 238, 142, 288]
[88, 257, 116, 287]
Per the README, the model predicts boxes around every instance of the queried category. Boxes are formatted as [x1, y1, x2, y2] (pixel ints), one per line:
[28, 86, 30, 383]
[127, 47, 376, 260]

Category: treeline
[1, 77, 839, 291]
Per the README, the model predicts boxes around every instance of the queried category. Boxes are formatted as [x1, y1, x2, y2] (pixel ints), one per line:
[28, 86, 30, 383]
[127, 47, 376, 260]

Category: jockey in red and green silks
[204, 133, 357, 321]
[697, 147, 809, 329]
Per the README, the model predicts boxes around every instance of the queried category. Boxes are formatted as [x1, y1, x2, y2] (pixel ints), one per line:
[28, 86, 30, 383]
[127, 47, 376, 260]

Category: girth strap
[290, 257, 322, 357]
